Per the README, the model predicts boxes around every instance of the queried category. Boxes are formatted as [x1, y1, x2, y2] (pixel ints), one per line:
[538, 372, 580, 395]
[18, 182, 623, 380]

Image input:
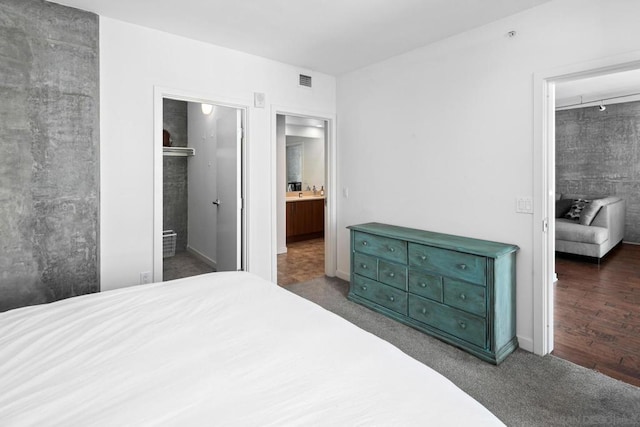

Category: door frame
[271, 107, 338, 282]
[532, 51, 640, 355]
[153, 86, 249, 282]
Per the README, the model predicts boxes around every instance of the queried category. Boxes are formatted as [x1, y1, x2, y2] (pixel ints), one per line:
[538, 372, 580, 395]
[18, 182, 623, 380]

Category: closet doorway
[154, 94, 246, 282]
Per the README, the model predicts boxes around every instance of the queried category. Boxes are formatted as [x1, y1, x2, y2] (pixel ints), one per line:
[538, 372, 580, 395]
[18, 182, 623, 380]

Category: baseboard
[335, 269, 350, 282]
[517, 335, 534, 353]
[186, 246, 217, 270]
[277, 246, 288, 254]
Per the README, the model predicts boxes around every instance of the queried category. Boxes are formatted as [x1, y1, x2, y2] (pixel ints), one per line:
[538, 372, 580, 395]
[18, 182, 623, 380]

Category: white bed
[0, 272, 503, 426]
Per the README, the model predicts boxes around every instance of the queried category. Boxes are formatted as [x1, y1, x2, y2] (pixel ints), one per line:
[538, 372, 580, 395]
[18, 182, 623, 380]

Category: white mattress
[0, 272, 503, 426]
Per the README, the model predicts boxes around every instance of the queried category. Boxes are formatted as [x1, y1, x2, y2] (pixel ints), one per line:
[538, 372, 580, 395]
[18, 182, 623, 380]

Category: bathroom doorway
[156, 96, 246, 282]
[276, 114, 327, 285]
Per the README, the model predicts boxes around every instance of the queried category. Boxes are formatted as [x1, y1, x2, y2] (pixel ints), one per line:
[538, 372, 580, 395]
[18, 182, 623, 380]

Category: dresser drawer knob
[389, 246, 395, 252]
[458, 264, 467, 270]
[389, 272, 395, 277]
[420, 255, 427, 261]
[421, 308, 427, 314]
[362, 241, 368, 246]
[458, 321, 467, 329]
[460, 293, 466, 300]
[420, 282, 427, 288]
[361, 285, 367, 291]
[389, 296, 395, 302]
[361, 264, 367, 269]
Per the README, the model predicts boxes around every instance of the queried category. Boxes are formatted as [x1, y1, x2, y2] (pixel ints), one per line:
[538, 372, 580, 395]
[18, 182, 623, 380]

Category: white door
[215, 108, 242, 271]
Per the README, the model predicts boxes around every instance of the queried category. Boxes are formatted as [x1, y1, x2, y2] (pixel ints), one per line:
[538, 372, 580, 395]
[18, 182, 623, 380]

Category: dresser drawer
[353, 275, 407, 315]
[349, 222, 519, 364]
[353, 252, 377, 280]
[443, 279, 486, 317]
[408, 243, 486, 286]
[408, 269, 443, 302]
[378, 260, 407, 290]
[354, 231, 407, 264]
[408, 295, 486, 348]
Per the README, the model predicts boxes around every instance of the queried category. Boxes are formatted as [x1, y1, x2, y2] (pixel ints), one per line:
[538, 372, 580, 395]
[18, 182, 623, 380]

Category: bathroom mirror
[283, 115, 325, 192]
[286, 143, 303, 186]
[285, 137, 324, 191]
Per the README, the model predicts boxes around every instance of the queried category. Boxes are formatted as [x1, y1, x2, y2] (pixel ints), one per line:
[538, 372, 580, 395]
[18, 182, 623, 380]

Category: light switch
[254, 92, 265, 108]
[516, 196, 533, 214]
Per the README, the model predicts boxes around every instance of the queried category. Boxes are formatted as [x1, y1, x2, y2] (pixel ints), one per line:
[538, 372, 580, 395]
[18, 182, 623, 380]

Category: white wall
[187, 102, 218, 266]
[336, 0, 640, 352]
[100, 17, 335, 290]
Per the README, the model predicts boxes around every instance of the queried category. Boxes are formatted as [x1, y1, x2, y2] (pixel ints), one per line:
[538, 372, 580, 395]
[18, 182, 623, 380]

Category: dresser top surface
[348, 222, 519, 258]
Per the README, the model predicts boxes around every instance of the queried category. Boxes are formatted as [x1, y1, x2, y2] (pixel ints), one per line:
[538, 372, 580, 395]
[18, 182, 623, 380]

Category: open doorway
[155, 94, 246, 282]
[551, 70, 640, 386]
[276, 114, 327, 286]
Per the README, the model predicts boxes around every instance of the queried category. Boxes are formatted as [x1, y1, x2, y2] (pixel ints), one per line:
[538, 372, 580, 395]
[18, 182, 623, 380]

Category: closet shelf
[163, 147, 195, 157]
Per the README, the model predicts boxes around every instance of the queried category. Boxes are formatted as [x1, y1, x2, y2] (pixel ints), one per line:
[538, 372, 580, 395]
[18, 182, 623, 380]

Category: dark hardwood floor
[553, 243, 640, 387]
[277, 238, 325, 286]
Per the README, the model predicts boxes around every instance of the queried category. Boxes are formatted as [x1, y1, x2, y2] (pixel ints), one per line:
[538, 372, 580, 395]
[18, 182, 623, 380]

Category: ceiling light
[201, 104, 213, 115]
[598, 101, 606, 112]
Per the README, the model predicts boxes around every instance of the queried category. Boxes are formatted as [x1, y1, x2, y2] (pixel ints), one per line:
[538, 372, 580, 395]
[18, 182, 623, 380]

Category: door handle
[212, 199, 221, 206]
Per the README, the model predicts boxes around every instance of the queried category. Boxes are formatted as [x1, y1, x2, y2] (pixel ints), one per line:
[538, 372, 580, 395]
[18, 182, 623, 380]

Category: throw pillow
[564, 199, 590, 221]
[579, 201, 602, 226]
[555, 199, 573, 218]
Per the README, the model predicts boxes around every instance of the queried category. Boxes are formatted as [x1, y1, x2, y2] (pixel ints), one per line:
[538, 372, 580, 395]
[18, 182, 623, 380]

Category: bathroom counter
[286, 195, 326, 202]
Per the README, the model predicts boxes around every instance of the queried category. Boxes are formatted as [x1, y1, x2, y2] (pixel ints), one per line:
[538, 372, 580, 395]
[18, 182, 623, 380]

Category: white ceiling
[52, 0, 550, 76]
[556, 69, 640, 109]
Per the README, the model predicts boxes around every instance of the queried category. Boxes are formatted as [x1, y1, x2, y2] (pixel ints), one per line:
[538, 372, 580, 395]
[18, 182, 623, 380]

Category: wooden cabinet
[348, 222, 519, 364]
[286, 198, 324, 243]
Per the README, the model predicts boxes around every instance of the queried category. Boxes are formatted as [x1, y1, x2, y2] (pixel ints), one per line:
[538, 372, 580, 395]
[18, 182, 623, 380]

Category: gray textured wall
[556, 101, 640, 243]
[0, 0, 99, 311]
[163, 99, 188, 252]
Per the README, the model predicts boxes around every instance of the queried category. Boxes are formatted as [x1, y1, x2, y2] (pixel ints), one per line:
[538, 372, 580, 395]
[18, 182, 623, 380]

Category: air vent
[299, 74, 312, 88]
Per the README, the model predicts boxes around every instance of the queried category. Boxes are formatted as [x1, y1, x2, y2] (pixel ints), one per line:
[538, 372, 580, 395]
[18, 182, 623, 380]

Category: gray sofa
[555, 195, 626, 259]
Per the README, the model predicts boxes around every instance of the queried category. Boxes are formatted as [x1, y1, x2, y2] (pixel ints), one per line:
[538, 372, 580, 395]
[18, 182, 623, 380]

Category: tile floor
[163, 250, 215, 281]
[277, 238, 325, 286]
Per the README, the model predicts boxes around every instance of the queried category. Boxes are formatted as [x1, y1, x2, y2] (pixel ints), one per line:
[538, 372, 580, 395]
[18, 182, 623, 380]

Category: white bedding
[0, 272, 503, 426]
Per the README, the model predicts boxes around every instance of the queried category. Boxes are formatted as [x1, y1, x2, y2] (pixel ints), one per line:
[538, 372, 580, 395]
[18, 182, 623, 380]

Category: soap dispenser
[320, 186, 324, 196]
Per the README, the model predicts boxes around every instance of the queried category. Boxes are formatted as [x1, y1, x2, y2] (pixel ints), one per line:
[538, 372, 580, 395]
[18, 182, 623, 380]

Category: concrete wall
[0, 0, 99, 311]
[336, 0, 640, 352]
[162, 98, 188, 252]
[556, 101, 640, 243]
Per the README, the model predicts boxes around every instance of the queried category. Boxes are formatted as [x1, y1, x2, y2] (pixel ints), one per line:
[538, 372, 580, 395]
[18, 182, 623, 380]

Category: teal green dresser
[348, 222, 519, 364]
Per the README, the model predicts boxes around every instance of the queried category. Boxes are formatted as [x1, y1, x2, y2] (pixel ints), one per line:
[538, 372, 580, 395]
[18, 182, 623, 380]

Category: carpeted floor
[284, 276, 640, 427]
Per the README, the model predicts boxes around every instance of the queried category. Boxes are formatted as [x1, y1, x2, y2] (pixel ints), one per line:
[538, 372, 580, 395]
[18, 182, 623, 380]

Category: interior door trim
[533, 52, 640, 356]
[271, 106, 338, 282]
[153, 86, 249, 282]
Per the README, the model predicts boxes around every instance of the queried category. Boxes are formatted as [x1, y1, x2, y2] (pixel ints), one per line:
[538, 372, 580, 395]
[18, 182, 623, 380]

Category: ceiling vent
[299, 74, 312, 88]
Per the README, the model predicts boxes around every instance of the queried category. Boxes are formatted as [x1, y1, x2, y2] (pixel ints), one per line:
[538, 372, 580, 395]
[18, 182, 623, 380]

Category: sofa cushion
[565, 199, 590, 220]
[579, 196, 623, 226]
[579, 202, 601, 226]
[556, 199, 573, 218]
[556, 218, 609, 244]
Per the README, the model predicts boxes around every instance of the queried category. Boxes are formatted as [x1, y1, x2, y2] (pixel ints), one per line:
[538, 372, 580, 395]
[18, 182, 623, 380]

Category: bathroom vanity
[286, 196, 324, 243]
